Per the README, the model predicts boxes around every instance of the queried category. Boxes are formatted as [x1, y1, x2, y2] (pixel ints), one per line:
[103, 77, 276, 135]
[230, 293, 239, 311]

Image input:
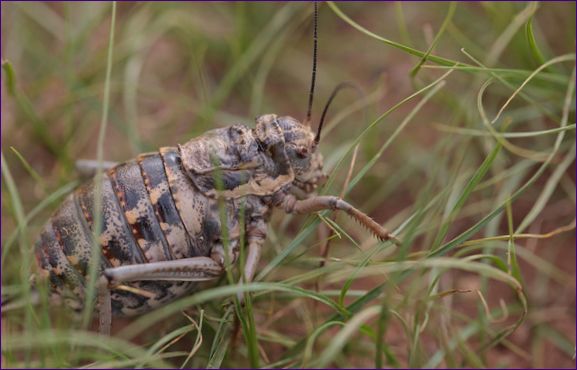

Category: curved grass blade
[207, 306, 235, 368]
[3, 330, 171, 368]
[411, 2, 457, 77]
[118, 282, 348, 340]
[327, 2, 466, 68]
[525, 16, 546, 66]
[314, 305, 381, 368]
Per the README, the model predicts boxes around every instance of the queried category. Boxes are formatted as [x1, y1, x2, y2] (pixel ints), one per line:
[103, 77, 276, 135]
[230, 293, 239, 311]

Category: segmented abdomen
[35, 147, 216, 316]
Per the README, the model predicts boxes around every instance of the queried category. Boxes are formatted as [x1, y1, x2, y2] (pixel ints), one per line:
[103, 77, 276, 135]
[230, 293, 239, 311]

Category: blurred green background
[2, 2, 575, 368]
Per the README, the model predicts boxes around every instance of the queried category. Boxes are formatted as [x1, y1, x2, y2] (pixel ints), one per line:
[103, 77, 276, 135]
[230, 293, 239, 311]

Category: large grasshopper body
[35, 113, 392, 330]
[32, 3, 394, 334]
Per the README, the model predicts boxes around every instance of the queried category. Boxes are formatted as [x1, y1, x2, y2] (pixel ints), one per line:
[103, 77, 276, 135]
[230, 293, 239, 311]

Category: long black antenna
[315, 82, 362, 143]
[305, 2, 318, 125]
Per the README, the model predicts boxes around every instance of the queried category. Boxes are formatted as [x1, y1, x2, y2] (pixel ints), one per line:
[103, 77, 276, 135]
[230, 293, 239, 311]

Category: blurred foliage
[1, 2, 575, 368]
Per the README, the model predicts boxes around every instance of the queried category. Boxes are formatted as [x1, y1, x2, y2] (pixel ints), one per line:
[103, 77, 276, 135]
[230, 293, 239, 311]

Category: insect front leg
[282, 194, 397, 242]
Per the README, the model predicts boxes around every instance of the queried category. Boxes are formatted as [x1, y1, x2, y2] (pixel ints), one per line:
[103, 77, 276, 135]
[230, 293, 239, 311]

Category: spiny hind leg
[102, 257, 224, 283]
[75, 159, 118, 179]
[96, 257, 225, 335]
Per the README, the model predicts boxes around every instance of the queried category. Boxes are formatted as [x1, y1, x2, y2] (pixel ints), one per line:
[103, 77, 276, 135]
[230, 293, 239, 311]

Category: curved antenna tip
[305, 2, 319, 125]
[315, 81, 363, 144]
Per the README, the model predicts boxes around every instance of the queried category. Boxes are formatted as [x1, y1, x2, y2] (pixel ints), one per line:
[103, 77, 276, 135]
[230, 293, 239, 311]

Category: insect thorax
[178, 114, 324, 200]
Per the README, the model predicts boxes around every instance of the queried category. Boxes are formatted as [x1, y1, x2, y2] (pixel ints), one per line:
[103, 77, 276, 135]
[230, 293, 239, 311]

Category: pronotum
[31, 2, 396, 335]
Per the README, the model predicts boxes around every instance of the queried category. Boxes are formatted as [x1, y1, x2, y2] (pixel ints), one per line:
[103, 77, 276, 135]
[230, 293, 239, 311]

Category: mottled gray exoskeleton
[33, 3, 395, 334]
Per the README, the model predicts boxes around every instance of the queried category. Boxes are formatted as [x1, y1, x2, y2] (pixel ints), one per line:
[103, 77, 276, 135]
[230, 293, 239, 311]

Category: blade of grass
[395, 2, 414, 47]
[517, 141, 576, 233]
[430, 142, 502, 250]
[1, 152, 34, 365]
[180, 311, 204, 368]
[337, 79, 448, 304]
[81, 1, 117, 330]
[2, 180, 79, 264]
[138, 313, 201, 368]
[492, 54, 576, 125]
[327, 1, 467, 68]
[460, 48, 572, 124]
[314, 305, 381, 368]
[331, 258, 523, 293]
[235, 294, 260, 367]
[505, 200, 523, 283]
[301, 321, 345, 367]
[420, 64, 567, 85]
[2, 60, 67, 165]
[13, 1, 65, 42]
[3, 330, 170, 368]
[118, 282, 348, 340]
[525, 16, 546, 66]
[411, 2, 457, 77]
[433, 123, 575, 138]
[9, 146, 46, 190]
[206, 306, 234, 368]
[194, 3, 304, 127]
[328, 67, 454, 197]
[347, 78, 448, 194]
[429, 59, 574, 259]
[485, 2, 538, 66]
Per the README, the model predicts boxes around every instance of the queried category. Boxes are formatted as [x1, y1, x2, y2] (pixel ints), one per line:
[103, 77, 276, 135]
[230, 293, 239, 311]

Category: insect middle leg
[234, 217, 267, 303]
[97, 256, 224, 334]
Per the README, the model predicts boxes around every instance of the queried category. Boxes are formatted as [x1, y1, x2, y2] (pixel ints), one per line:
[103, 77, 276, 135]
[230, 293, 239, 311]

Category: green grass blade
[81, 1, 117, 330]
[411, 2, 457, 77]
[431, 143, 502, 250]
[429, 63, 575, 258]
[395, 2, 414, 47]
[3, 330, 171, 368]
[235, 295, 260, 368]
[314, 306, 381, 368]
[517, 143, 576, 233]
[2, 180, 79, 264]
[194, 3, 304, 127]
[301, 321, 345, 367]
[206, 306, 234, 368]
[1, 61, 66, 164]
[347, 78, 448, 195]
[485, 2, 538, 66]
[1, 59, 16, 95]
[434, 123, 575, 138]
[328, 1, 467, 68]
[525, 16, 546, 66]
[9, 146, 46, 190]
[1, 152, 34, 365]
[117, 282, 348, 340]
[505, 200, 523, 283]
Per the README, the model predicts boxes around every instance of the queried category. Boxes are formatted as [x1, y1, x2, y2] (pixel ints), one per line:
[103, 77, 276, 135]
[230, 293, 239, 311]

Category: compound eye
[296, 147, 309, 159]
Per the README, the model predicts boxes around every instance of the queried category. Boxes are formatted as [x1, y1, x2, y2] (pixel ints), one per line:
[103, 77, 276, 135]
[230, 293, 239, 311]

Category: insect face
[255, 114, 326, 194]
